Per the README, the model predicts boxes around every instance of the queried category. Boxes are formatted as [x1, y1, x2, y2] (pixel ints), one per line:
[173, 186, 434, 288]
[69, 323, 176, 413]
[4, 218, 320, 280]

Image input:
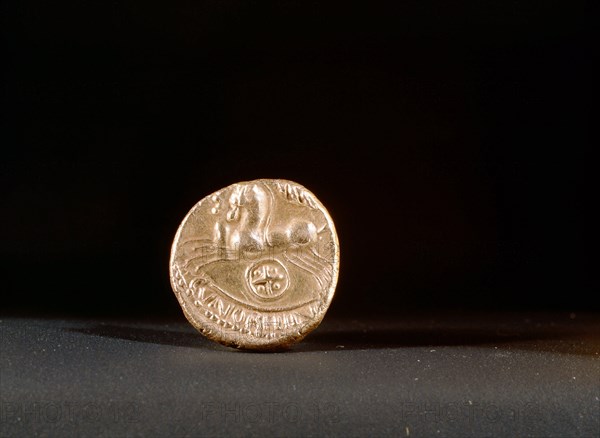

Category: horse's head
[226, 183, 270, 224]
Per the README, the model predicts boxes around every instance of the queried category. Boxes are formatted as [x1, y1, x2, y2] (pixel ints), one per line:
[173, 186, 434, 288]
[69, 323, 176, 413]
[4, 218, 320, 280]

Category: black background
[1, 1, 591, 318]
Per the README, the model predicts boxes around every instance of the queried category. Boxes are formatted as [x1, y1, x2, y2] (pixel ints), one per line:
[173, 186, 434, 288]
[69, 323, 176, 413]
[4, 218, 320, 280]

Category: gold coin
[169, 179, 340, 350]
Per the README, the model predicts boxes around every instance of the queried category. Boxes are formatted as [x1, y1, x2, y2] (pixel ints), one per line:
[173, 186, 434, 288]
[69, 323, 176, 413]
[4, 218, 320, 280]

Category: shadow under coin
[63, 316, 600, 357]
[65, 323, 222, 350]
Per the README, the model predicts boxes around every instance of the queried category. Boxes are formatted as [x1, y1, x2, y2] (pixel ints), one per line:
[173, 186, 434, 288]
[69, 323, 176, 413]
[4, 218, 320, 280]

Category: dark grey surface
[1, 313, 599, 437]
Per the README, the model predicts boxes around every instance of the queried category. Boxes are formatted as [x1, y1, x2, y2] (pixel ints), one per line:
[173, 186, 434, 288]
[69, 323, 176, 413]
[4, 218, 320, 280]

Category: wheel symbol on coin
[248, 260, 289, 299]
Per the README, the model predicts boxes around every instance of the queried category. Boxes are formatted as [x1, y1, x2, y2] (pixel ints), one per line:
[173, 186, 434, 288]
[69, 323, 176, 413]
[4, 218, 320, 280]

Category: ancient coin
[169, 179, 340, 350]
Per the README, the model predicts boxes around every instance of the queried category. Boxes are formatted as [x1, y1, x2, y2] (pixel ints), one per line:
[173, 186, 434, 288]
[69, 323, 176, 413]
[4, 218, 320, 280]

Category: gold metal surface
[169, 179, 340, 350]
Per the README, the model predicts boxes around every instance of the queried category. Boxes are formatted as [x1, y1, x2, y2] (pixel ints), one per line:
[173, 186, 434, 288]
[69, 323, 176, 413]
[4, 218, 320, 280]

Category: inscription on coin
[169, 179, 340, 350]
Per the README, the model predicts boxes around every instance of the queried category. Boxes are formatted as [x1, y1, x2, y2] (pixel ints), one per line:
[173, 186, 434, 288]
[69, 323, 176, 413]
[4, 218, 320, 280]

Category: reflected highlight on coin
[169, 179, 340, 350]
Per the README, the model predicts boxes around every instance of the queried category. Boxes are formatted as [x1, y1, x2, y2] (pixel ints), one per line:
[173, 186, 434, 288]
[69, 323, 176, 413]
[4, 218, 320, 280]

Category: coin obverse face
[169, 179, 340, 350]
